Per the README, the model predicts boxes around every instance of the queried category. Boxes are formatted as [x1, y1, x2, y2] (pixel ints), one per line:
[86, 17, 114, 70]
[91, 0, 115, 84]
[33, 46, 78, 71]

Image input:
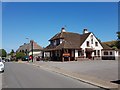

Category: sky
[2, 2, 118, 53]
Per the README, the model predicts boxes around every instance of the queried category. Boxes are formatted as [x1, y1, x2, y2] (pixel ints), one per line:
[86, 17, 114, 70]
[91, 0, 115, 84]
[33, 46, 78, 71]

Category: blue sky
[2, 2, 118, 53]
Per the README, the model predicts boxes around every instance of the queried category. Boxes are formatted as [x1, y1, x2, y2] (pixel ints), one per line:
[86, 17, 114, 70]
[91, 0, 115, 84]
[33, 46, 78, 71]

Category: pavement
[0, 73, 2, 90]
[21, 60, 119, 89]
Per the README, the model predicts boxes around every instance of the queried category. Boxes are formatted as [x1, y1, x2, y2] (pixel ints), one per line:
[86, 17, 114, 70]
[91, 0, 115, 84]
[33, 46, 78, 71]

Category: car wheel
[2, 70, 4, 73]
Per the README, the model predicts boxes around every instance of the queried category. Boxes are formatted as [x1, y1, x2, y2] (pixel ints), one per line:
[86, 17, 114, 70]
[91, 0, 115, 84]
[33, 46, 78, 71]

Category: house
[16, 40, 43, 58]
[101, 43, 119, 60]
[44, 28, 104, 61]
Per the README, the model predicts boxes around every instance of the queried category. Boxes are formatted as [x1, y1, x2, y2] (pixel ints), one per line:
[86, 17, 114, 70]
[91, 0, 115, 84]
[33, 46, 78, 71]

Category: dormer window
[60, 39, 63, 44]
[54, 40, 56, 46]
[56, 39, 60, 46]
[50, 39, 61, 46]
[50, 41, 54, 46]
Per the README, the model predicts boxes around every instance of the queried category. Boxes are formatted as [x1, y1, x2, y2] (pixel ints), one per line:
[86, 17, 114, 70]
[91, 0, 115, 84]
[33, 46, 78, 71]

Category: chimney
[61, 27, 66, 32]
[83, 29, 89, 34]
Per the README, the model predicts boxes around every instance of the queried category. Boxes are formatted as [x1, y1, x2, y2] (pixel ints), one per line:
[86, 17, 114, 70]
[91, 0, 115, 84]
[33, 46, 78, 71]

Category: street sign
[63, 53, 70, 57]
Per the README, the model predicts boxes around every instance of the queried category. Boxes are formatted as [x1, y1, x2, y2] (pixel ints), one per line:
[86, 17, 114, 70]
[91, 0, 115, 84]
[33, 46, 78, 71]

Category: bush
[16, 52, 25, 60]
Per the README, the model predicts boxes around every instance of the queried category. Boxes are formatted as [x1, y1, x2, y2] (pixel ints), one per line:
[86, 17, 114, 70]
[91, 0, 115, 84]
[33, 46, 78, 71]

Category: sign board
[63, 53, 70, 57]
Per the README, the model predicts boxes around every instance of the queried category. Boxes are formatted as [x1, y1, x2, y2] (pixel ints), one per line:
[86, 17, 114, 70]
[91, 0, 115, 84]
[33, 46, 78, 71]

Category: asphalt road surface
[0, 73, 2, 89]
[2, 62, 103, 88]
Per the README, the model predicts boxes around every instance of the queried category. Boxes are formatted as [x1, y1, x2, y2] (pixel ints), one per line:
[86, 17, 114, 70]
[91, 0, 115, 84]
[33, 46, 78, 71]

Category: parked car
[22, 56, 29, 61]
[0, 59, 5, 73]
[2, 60, 5, 63]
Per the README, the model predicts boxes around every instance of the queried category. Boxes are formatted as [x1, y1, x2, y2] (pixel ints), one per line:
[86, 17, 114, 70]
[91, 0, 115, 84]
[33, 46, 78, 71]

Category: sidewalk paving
[0, 73, 2, 90]
[23, 60, 119, 89]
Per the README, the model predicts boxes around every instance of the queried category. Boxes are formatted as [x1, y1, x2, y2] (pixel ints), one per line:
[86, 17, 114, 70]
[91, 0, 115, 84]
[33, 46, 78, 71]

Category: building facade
[16, 40, 43, 58]
[44, 28, 111, 61]
[101, 43, 119, 60]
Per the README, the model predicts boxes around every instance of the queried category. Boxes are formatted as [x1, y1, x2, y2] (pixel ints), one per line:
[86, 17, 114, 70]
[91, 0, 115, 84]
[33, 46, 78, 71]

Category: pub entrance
[85, 48, 93, 59]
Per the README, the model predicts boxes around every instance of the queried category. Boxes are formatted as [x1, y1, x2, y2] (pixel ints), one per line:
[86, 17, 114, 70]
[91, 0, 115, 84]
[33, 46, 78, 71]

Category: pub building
[44, 27, 115, 61]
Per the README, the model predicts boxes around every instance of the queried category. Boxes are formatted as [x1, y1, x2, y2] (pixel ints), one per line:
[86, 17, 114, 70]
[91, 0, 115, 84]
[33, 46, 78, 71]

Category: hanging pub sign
[63, 53, 70, 57]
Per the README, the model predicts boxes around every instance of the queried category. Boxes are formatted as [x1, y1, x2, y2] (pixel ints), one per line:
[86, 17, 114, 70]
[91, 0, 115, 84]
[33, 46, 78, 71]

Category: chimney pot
[83, 29, 89, 34]
[61, 27, 66, 32]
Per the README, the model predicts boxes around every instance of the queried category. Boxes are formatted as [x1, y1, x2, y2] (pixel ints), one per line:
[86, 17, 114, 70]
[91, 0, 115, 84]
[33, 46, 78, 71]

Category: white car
[0, 59, 4, 73]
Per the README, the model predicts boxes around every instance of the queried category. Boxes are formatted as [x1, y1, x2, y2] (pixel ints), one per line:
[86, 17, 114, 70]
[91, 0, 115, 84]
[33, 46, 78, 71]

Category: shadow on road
[111, 80, 120, 84]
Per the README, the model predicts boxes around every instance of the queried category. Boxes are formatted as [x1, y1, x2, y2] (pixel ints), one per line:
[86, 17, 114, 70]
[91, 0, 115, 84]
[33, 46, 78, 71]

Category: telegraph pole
[26, 38, 29, 56]
[31, 40, 34, 62]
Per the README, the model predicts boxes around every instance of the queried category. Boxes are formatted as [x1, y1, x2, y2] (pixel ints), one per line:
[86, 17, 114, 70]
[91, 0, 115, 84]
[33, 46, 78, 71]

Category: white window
[91, 35, 93, 44]
[87, 41, 90, 47]
[95, 42, 98, 46]
[104, 52, 108, 55]
[110, 52, 113, 55]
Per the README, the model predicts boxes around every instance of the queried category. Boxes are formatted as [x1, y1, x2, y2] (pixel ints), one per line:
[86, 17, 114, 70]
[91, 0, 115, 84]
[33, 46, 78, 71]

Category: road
[0, 73, 2, 89]
[2, 62, 103, 88]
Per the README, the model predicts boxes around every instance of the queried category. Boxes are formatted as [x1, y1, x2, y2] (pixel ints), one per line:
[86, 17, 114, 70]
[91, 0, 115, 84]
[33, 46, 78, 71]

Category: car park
[0, 59, 5, 73]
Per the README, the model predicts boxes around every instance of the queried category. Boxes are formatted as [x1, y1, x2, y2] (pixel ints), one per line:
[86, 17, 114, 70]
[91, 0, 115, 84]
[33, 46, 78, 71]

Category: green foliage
[10, 49, 15, 56]
[116, 40, 120, 49]
[117, 32, 120, 39]
[0, 49, 7, 57]
[116, 32, 120, 49]
[16, 52, 25, 59]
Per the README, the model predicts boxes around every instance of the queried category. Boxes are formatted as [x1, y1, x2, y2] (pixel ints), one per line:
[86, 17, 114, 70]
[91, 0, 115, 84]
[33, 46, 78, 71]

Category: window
[95, 42, 98, 46]
[110, 52, 113, 55]
[54, 40, 56, 46]
[98, 50, 100, 56]
[91, 35, 93, 44]
[60, 39, 63, 44]
[91, 39, 93, 44]
[104, 52, 108, 55]
[94, 50, 96, 56]
[56, 39, 60, 46]
[82, 50, 84, 56]
[78, 51, 82, 56]
[50, 41, 54, 46]
[87, 41, 90, 47]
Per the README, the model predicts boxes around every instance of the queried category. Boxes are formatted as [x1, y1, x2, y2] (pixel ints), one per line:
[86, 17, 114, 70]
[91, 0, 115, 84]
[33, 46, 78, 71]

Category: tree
[16, 52, 25, 60]
[10, 49, 14, 54]
[116, 32, 120, 49]
[0, 49, 7, 57]
[9, 49, 15, 56]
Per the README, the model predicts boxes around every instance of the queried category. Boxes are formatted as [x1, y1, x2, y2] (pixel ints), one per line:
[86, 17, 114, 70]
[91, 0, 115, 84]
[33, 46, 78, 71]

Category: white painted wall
[44, 52, 50, 57]
[115, 50, 119, 57]
[101, 50, 114, 56]
[101, 50, 119, 57]
[75, 50, 78, 57]
[80, 33, 103, 57]
[29, 51, 42, 56]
